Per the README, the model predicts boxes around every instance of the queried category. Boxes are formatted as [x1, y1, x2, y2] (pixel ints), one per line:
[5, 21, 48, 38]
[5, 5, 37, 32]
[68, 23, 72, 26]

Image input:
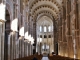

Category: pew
[14, 54, 79, 60]
[48, 55, 79, 60]
[14, 54, 42, 60]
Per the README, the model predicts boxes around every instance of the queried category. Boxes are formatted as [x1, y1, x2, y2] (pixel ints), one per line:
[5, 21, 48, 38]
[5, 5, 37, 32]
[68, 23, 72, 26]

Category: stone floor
[41, 57, 49, 60]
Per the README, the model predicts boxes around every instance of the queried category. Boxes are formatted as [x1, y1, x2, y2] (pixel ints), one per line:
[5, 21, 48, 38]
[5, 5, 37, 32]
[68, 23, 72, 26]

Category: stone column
[24, 41, 27, 57]
[72, 0, 78, 59]
[19, 39, 21, 58]
[54, 20, 58, 55]
[13, 33, 15, 59]
[19, 37, 24, 58]
[30, 43, 32, 55]
[26, 42, 28, 56]
[0, 1, 6, 60]
[28, 43, 30, 56]
[40, 43, 42, 54]
[27, 42, 28, 56]
[16, 38, 19, 59]
[10, 32, 14, 60]
[12, 32, 18, 59]
[33, 22, 36, 54]
[46, 25, 48, 46]
[21, 37, 24, 58]
[22, 40, 24, 57]
[29, 43, 31, 55]
[66, 0, 71, 57]
[24, 41, 26, 57]
[31, 45, 32, 55]
[0, 21, 5, 60]
[58, 11, 63, 56]
[77, 0, 80, 59]
[42, 25, 44, 49]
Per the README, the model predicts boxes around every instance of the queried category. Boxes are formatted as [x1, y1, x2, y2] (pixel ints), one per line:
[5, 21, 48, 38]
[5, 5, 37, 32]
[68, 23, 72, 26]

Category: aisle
[41, 57, 49, 60]
[41, 53, 49, 60]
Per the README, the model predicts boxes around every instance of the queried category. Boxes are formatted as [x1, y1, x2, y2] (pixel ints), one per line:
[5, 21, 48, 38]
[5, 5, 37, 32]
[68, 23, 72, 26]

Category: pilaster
[0, 20, 5, 60]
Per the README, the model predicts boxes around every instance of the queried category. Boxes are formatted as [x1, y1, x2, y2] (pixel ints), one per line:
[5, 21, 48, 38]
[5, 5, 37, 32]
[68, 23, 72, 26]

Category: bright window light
[40, 38, 42, 42]
[28, 35, 34, 44]
[11, 18, 18, 31]
[46, 45, 49, 49]
[48, 26, 51, 32]
[25, 31, 28, 39]
[37, 38, 39, 43]
[44, 26, 47, 32]
[40, 26, 42, 32]
[28, 34, 31, 41]
[42, 45, 44, 49]
[0, 3, 5, 20]
[31, 37, 34, 44]
[19, 27, 24, 36]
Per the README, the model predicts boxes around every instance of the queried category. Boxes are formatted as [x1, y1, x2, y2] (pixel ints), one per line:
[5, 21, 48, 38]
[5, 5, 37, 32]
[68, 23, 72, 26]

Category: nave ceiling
[24, 0, 63, 21]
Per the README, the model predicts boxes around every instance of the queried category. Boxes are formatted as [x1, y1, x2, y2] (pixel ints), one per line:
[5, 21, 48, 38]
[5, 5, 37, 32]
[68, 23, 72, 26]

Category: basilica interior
[0, 0, 80, 60]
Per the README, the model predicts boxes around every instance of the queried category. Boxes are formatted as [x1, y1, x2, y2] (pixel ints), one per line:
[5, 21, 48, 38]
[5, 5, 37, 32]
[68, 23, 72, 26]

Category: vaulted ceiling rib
[28, 0, 62, 20]
[33, 10, 55, 21]
[37, 13, 53, 21]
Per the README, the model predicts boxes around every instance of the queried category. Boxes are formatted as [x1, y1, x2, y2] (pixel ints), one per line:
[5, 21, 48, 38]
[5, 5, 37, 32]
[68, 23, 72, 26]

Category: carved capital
[0, 19, 6, 23]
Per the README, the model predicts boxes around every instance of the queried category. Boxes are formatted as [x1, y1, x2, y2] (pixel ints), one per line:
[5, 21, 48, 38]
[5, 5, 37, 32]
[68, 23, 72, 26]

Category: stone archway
[36, 16, 54, 55]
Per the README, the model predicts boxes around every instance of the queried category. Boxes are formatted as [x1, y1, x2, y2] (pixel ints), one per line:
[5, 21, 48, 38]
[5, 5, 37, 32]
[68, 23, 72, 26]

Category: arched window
[40, 26, 42, 32]
[48, 26, 51, 32]
[44, 26, 47, 32]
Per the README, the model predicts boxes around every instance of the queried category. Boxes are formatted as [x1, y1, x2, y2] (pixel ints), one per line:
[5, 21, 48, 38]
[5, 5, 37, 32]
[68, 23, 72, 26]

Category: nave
[0, 0, 80, 60]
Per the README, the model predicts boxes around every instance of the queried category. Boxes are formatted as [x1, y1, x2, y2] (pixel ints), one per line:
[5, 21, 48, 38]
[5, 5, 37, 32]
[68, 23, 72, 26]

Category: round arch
[33, 10, 56, 21]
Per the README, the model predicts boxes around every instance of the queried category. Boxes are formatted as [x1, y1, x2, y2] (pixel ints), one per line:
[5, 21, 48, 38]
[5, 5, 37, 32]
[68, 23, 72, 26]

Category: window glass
[48, 26, 51, 32]
[40, 26, 42, 32]
[44, 26, 47, 32]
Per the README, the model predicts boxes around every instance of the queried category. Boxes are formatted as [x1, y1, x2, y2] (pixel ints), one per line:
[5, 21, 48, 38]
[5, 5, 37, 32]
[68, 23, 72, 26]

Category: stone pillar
[46, 25, 48, 46]
[19, 37, 24, 58]
[62, 1, 67, 57]
[24, 41, 26, 57]
[25, 42, 27, 56]
[72, 0, 78, 59]
[16, 38, 19, 59]
[0, 1, 6, 60]
[19, 39, 20, 58]
[12, 32, 18, 59]
[33, 22, 36, 54]
[54, 20, 58, 55]
[40, 43, 42, 54]
[77, 0, 80, 59]
[13, 32, 15, 59]
[21, 37, 24, 58]
[24, 41, 27, 57]
[58, 13, 62, 55]
[27, 42, 28, 56]
[28, 43, 30, 56]
[30, 43, 32, 55]
[10, 32, 14, 60]
[66, 0, 71, 57]
[22, 40, 24, 57]
[0, 20, 5, 60]
[31, 45, 32, 55]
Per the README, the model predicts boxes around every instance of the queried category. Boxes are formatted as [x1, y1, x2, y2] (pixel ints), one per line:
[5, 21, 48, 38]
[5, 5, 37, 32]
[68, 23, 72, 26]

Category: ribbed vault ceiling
[28, 0, 62, 20]
[37, 16, 53, 25]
